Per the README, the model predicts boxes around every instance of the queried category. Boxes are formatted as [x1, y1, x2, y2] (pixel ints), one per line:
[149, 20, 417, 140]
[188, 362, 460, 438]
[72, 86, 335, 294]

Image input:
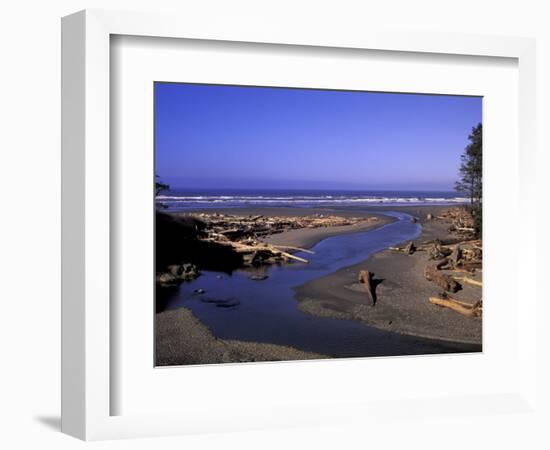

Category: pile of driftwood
[192, 212, 369, 238]
[435, 207, 477, 237]
[177, 212, 371, 267]
[423, 238, 482, 316]
[388, 208, 482, 318]
[389, 238, 481, 266]
[424, 210, 483, 316]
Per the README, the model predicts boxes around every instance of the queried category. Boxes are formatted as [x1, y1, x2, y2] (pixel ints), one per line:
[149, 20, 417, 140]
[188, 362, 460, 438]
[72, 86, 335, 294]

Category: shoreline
[156, 307, 326, 366]
[260, 213, 395, 250]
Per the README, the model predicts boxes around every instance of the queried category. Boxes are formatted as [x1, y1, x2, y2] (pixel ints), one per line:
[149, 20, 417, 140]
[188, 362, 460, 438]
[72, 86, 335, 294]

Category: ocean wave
[156, 194, 468, 206]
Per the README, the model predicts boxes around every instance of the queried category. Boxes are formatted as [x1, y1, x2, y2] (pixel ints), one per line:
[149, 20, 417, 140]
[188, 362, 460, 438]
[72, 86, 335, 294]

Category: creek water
[159, 212, 479, 357]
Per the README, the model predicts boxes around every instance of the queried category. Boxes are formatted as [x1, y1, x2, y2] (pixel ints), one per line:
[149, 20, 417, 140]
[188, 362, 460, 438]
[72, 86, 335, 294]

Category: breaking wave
[156, 192, 468, 210]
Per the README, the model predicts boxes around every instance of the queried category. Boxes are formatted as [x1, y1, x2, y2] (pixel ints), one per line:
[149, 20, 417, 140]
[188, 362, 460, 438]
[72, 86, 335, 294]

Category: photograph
[154, 82, 483, 367]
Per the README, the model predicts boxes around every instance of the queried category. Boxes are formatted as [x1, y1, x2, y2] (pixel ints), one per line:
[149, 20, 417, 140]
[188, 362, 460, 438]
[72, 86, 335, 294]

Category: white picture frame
[61, 9, 538, 441]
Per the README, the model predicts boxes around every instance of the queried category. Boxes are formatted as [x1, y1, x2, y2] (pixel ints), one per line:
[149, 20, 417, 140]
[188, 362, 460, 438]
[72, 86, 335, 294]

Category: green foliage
[455, 123, 482, 237]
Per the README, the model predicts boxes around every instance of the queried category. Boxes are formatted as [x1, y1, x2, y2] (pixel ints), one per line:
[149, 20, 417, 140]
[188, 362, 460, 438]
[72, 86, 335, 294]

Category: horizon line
[162, 187, 462, 193]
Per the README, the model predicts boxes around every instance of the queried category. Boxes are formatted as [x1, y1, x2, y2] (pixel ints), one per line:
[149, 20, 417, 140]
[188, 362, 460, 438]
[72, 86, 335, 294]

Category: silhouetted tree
[155, 175, 170, 210]
[455, 123, 482, 236]
[155, 175, 169, 196]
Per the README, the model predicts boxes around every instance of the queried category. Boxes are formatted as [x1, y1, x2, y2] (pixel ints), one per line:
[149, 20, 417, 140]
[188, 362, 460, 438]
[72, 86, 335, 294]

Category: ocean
[156, 189, 467, 211]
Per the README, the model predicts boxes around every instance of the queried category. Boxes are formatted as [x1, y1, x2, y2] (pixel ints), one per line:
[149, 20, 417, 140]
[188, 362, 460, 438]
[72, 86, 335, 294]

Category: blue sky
[155, 83, 482, 191]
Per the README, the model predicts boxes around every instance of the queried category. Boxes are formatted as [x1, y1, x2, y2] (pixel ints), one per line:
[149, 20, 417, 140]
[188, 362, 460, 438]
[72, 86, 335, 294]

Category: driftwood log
[358, 270, 376, 306]
[427, 242, 452, 260]
[388, 241, 416, 254]
[271, 245, 315, 255]
[457, 261, 482, 271]
[450, 244, 462, 268]
[424, 264, 461, 292]
[429, 297, 482, 317]
[212, 240, 310, 264]
[453, 276, 482, 287]
[405, 241, 416, 255]
[435, 258, 451, 270]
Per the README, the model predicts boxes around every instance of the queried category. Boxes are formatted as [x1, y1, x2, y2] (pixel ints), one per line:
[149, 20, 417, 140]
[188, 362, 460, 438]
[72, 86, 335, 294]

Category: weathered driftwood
[429, 296, 482, 317]
[436, 208, 476, 230]
[420, 239, 481, 269]
[427, 242, 452, 260]
[435, 258, 451, 270]
[450, 244, 462, 268]
[453, 276, 482, 287]
[215, 240, 310, 264]
[270, 244, 315, 255]
[192, 212, 370, 238]
[450, 267, 477, 274]
[456, 227, 475, 232]
[424, 264, 461, 292]
[358, 270, 376, 306]
[388, 241, 416, 254]
[278, 250, 309, 264]
[170, 212, 380, 269]
[457, 261, 482, 271]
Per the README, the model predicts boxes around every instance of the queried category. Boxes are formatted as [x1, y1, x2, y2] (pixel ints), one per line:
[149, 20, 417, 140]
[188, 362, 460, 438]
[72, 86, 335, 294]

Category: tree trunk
[358, 270, 376, 306]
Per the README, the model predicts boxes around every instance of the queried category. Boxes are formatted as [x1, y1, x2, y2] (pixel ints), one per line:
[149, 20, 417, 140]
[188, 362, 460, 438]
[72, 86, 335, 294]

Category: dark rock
[249, 274, 269, 281]
[215, 300, 240, 308]
[200, 298, 240, 308]
[167, 263, 200, 281]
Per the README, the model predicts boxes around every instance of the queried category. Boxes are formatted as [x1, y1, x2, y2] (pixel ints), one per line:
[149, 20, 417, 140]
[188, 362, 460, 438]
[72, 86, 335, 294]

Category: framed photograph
[62, 9, 538, 440]
[153, 82, 484, 367]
